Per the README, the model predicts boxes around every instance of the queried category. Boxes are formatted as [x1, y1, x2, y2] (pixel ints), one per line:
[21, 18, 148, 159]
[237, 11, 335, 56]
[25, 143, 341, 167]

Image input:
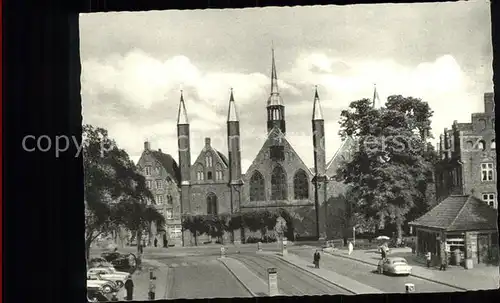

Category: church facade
[175, 49, 356, 246]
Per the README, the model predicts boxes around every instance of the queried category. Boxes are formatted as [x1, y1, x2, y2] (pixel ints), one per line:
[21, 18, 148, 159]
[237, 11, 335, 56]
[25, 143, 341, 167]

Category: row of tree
[182, 208, 294, 245]
[84, 125, 166, 264]
[335, 95, 439, 242]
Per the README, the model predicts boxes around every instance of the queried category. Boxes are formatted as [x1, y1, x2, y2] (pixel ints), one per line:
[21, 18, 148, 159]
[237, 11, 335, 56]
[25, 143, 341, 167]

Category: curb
[274, 255, 357, 295]
[326, 252, 468, 291]
[218, 257, 258, 297]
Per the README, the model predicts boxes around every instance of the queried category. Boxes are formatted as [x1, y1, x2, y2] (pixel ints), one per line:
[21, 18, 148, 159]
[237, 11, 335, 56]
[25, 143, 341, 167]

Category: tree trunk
[194, 232, 198, 246]
[396, 219, 403, 245]
[136, 230, 143, 267]
[85, 237, 93, 268]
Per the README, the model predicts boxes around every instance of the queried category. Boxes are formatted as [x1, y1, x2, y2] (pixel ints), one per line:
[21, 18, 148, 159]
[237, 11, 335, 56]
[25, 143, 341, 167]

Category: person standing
[348, 241, 354, 255]
[439, 251, 448, 271]
[426, 251, 432, 268]
[154, 238, 158, 248]
[124, 276, 134, 301]
[313, 250, 321, 269]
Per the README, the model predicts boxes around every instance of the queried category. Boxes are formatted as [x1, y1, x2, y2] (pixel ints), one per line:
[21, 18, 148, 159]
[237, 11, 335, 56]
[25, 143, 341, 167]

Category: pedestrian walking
[124, 276, 134, 301]
[348, 241, 354, 255]
[313, 250, 321, 269]
[154, 238, 158, 247]
[426, 251, 432, 268]
[439, 251, 448, 271]
[381, 246, 387, 260]
[148, 277, 157, 300]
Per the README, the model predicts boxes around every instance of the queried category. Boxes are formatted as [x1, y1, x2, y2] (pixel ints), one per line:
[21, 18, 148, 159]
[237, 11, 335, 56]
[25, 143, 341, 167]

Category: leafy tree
[336, 96, 438, 242]
[181, 214, 210, 246]
[205, 214, 229, 244]
[84, 124, 164, 263]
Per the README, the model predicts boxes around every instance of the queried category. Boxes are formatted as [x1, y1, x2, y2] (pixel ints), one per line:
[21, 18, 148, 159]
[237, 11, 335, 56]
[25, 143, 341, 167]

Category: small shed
[409, 195, 498, 268]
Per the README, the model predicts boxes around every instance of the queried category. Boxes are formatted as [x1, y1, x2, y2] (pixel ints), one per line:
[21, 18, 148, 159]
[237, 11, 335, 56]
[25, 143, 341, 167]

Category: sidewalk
[327, 248, 499, 291]
[218, 257, 267, 297]
[131, 259, 169, 300]
[277, 253, 383, 295]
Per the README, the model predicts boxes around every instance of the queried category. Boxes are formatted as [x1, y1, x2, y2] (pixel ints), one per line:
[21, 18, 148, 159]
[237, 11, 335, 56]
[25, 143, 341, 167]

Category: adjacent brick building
[435, 92, 497, 209]
[136, 143, 183, 246]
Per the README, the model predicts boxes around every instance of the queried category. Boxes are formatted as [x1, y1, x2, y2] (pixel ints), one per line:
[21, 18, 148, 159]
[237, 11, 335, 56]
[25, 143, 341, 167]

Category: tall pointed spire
[267, 45, 284, 106]
[177, 90, 189, 125]
[372, 84, 380, 108]
[312, 85, 324, 120]
[227, 88, 239, 122]
[271, 43, 279, 94]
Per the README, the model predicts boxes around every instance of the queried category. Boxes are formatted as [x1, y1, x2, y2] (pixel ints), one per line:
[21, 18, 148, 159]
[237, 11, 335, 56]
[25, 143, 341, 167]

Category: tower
[312, 86, 327, 240]
[266, 47, 286, 135]
[177, 90, 192, 246]
[227, 88, 244, 243]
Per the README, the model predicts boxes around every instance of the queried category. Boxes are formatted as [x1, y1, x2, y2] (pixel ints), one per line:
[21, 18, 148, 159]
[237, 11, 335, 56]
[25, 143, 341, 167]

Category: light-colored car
[377, 257, 412, 276]
[87, 268, 128, 288]
[87, 274, 117, 294]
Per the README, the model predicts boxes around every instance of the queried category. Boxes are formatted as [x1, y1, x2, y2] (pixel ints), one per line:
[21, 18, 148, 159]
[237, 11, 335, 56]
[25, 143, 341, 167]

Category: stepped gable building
[435, 92, 497, 209]
[171, 48, 360, 246]
[136, 142, 183, 246]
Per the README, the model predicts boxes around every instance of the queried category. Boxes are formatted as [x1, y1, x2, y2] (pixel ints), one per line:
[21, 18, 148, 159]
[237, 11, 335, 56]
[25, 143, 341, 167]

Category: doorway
[477, 234, 490, 264]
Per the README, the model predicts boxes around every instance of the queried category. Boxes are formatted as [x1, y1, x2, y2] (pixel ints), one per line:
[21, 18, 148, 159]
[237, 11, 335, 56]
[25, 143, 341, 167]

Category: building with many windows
[136, 143, 183, 246]
[435, 92, 497, 208]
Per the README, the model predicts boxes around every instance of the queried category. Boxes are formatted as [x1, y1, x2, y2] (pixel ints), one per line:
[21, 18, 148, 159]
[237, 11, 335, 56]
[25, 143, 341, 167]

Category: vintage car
[100, 251, 137, 272]
[87, 273, 119, 293]
[377, 257, 412, 276]
[86, 288, 110, 302]
[87, 268, 128, 288]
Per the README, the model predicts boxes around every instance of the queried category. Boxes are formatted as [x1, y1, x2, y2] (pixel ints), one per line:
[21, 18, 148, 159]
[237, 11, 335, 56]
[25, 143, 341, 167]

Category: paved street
[231, 253, 351, 296]
[150, 254, 252, 299]
[289, 247, 462, 293]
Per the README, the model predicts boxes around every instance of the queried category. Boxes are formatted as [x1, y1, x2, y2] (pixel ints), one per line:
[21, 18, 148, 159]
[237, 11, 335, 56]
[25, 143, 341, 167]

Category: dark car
[100, 252, 137, 273]
[87, 289, 112, 302]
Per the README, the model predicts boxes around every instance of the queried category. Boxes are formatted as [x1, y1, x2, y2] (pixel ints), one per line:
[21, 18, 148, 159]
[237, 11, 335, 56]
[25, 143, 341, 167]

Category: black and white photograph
[80, 2, 498, 301]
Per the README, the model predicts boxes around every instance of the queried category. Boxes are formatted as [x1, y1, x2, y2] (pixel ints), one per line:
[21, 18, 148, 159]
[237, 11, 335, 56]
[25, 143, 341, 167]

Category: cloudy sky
[80, 1, 493, 173]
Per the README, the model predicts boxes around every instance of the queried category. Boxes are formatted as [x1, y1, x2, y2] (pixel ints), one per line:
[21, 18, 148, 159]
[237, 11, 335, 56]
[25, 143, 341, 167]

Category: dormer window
[491, 139, 496, 150]
[156, 180, 163, 189]
[477, 140, 485, 151]
[145, 166, 152, 176]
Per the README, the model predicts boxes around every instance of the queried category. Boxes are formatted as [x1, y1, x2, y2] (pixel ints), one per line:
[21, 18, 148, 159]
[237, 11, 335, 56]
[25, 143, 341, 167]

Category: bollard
[220, 246, 226, 258]
[282, 238, 288, 256]
[258, 242, 262, 251]
[267, 268, 279, 296]
[405, 283, 415, 293]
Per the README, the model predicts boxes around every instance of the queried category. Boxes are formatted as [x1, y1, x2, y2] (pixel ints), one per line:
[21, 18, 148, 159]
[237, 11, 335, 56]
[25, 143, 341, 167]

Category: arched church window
[196, 164, 204, 181]
[206, 193, 218, 215]
[271, 165, 288, 200]
[293, 169, 309, 200]
[205, 153, 213, 167]
[215, 163, 224, 180]
[250, 171, 265, 201]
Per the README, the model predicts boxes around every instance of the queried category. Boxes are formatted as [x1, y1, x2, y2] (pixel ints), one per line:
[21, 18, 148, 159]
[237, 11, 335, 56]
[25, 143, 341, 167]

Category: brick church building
[174, 49, 355, 246]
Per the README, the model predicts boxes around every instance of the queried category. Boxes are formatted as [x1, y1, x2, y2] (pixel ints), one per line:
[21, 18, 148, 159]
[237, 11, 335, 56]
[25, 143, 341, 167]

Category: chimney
[484, 92, 494, 113]
[205, 137, 211, 147]
[144, 141, 151, 151]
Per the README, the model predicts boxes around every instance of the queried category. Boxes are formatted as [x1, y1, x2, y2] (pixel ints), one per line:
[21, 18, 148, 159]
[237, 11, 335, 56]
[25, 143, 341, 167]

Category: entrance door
[477, 234, 490, 263]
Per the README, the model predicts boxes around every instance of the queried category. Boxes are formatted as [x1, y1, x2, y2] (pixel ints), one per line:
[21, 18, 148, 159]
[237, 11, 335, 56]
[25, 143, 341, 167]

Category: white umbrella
[375, 236, 390, 241]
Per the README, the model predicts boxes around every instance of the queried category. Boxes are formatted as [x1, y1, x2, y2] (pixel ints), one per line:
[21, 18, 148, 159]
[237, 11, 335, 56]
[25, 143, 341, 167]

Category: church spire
[372, 84, 381, 108]
[267, 45, 283, 106]
[227, 88, 239, 122]
[312, 86, 324, 121]
[271, 44, 279, 95]
[177, 90, 189, 125]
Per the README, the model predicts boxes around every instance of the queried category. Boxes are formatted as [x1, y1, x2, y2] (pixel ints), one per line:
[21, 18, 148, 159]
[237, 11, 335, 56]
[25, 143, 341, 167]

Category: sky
[80, 1, 493, 173]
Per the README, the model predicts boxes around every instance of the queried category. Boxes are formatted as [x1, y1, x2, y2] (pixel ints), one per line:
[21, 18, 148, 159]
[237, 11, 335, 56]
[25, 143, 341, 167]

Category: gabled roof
[217, 151, 229, 167]
[409, 195, 498, 232]
[194, 145, 229, 169]
[150, 150, 181, 185]
[326, 136, 356, 176]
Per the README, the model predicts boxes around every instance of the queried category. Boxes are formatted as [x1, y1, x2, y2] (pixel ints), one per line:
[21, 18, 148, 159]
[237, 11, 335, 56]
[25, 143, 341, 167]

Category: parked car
[377, 257, 412, 276]
[87, 273, 118, 293]
[87, 268, 128, 288]
[87, 288, 109, 302]
[101, 252, 122, 263]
